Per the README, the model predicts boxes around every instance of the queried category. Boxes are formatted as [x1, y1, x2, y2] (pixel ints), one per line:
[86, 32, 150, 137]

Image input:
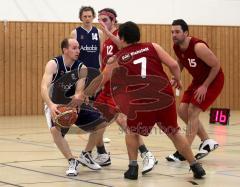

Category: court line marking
[17, 180, 79, 186]
[1, 127, 240, 181]
[0, 180, 23, 187]
[0, 163, 113, 187]
[0, 158, 65, 164]
[216, 172, 240, 178]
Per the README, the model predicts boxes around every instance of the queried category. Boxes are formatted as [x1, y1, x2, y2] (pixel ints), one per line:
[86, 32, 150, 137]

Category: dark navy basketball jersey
[50, 56, 83, 104]
[76, 26, 100, 69]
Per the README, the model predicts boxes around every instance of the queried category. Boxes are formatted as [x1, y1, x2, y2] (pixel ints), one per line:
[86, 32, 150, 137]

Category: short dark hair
[79, 6, 95, 20]
[61, 38, 70, 53]
[172, 19, 189, 32]
[98, 8, 117, 23]
[118, 21, 140, 44]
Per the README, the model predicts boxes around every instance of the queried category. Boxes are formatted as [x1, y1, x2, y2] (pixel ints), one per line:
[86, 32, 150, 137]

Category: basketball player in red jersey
[166, 19, 224, 162]
[84, 21, 206, 180]
[94, 8, 157, 174]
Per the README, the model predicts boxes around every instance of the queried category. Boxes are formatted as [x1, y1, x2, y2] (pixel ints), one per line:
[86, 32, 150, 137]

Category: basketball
[55, 105, 78, 128]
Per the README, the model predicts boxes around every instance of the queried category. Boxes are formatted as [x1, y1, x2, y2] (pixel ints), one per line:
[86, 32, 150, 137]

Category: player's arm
[70, 29, 77, 39]
[76, 64, 87, 95]
[70, 65, 87, 107]
[102, 56, 119, 84]
[98, 29, 104, 55]
[84, 56, 118, 96]
[98, 29, 104, 70]
[193, 43, 221, 103]
[41, 60, 59, 117]
[152, 43, 182, 89]
[99, 21, 122, 49]
[106, 31, 122, 49]
[195, 43, 221, 88]
[67, 65, 88, 108]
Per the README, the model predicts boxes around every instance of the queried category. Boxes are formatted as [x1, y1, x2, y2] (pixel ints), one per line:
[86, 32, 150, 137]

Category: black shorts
[75, 104, 106, 131]
[57, 104, 106, 137]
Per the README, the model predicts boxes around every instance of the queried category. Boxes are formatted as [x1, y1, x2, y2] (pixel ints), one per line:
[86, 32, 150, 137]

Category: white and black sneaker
[195, 139, 219, 160]
[141, 151, 158, 175]
[95, 153, 111, 166]
[166, 151, 186, 162]
[66, 158, 79, 176]
[79, 151, 101, 170]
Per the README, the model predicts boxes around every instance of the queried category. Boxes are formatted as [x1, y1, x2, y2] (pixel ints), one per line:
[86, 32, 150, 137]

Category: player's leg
[185, 104, 202, 144]
[124, 132, 139, 180]
[76, 104, 107, 170]
[193, 72, 224, 159]
[85, 126, 106, 152]
[166, 129, 206, 179]
[167, 102, 210, 161]
[179, 103, 212, 154]
[50, 127, 79, 176]
[79, 127, 106, 170]
[179, 101, 209, 141]
[189, 74, 223, 159]
[44, 105, 79, 176]
[116, 113, 157, 174]
[156, 104, 206, 179]
[93, 127, 112, 167]
[188, 104, 218, 159]
[166, 103, 189, 161]
[92, 92, 117, 166]
[50, 127, 72, 159]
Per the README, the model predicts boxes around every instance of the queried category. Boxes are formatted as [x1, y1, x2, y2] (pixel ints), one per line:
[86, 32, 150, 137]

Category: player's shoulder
[45, 59, 57, 74]
[141, 42, 160, 53]
[80, 63, 87, 69]
[194, 41, 209, 53]
[191, 37, 208, 47]
[70, 29, 77, 39]
[151, 42, 159, 49]
[47, 59, 57, 66]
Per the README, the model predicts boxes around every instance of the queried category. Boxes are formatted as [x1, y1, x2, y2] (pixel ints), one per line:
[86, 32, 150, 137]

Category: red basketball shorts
[127, 102, 180, 136]
[181, 71, 224, 111]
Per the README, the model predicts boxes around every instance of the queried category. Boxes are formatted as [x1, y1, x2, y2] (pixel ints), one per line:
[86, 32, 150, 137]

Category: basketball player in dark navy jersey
[41, 38, 106, 176]
[71, 6, 103, 70]
[70, 6, 112, 167]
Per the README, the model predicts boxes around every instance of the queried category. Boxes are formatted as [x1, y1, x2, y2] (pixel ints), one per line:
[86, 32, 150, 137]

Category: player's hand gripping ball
[55, 105, 78, 128]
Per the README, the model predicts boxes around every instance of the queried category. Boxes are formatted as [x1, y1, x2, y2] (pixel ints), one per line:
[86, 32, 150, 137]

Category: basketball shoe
[66, 158, 79, 176]
[79, 151, 101, 170]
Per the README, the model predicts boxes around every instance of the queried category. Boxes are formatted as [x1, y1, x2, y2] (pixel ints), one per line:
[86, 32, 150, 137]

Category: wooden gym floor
[0, 111, 240, 187]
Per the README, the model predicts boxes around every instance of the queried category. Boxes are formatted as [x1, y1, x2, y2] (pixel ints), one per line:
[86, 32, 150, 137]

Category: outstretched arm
[99, 21, 122, 49]
[84, 56, 119, 96]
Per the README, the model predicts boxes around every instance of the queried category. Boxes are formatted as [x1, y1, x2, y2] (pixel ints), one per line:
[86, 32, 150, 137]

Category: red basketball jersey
[114, 42, 173, 95]
[173, 37, 222, 84]
[101, 29, 119, 70]
[111, 43, 176, 133]
[101, 29, 119, 94]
